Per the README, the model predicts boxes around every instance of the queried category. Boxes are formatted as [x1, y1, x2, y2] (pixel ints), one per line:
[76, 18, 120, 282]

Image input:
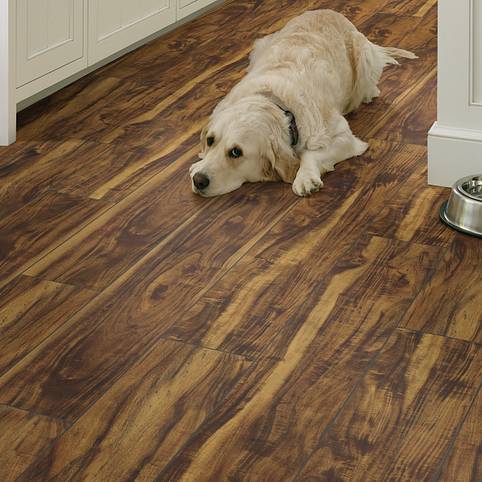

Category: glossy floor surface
[1, 1, 481, 481]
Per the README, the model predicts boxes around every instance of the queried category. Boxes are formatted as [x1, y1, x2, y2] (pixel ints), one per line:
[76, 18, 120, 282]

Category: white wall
[428, 0, 482, 186]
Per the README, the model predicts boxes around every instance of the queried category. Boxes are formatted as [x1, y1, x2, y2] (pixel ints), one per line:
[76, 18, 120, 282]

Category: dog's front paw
[292, 172, 324, 197]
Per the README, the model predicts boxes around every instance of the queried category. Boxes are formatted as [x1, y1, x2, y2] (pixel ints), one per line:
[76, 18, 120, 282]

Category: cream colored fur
[190, 9, 416, 197]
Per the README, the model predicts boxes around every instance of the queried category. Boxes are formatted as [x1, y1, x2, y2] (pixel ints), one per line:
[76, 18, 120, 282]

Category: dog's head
[190, 96, 299, 196]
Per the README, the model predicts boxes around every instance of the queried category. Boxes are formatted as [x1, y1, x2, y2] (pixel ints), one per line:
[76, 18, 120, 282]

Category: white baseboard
[428, 122, 482, 187]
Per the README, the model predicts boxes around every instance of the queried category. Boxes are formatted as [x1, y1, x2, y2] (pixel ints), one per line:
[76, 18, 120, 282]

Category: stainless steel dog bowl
[440, 174, 482, 238]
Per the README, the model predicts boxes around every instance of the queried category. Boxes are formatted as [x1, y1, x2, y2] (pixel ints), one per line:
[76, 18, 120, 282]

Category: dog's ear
[200, 124, 208, 144]
[199, 124, 209, 159]
[267, 135, 299, 183]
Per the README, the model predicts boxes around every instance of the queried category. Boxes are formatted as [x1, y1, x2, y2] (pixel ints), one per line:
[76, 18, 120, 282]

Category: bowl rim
[455, 174, 482, 202]
[440, 201, 482, 238]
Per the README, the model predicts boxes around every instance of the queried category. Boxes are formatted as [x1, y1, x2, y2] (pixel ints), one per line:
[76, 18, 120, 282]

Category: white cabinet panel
[16, 0, 86, 87]
[177, 0, 218, 20]
[473, 0, 482, 105]
[88, 0, 176, 64]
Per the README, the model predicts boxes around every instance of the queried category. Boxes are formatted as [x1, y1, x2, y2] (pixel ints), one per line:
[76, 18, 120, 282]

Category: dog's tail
[346, 36, 418, 113]
[377, 46, 418, 65]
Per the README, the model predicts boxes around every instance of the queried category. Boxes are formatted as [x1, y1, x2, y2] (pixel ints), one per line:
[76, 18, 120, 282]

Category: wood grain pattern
[0, 190, 111, 290]
[369, 68, 437, 144]
[367, 161, 456, 248]
[16, 237, 440, 482]
[15, 340, 267, 481]
[151, 241, 440, 481]
[25, 161, 294, 291]
[0, 181, 294, 419]
[0, 276, 96, 376]
[438, 388, 482, 482]
[0, 405, 67, 482]
[382, 0, 438, 18]
[248, 141, 427, 266]
[0, 141, 80, 218]
[296, 330, 481, 482]
[1, 1, 480, 480]
[400, 238, 482, 343]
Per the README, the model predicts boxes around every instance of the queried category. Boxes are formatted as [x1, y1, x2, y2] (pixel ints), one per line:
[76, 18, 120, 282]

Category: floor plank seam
[0, 403, 72, 426]
[0, 200, 115, 290]
[9, 337, 260, 481]
[0, 201, 219, 379]
[396, 326, 482, 347]
[0, 288, 99, 379]
[6, 199, 302, 471]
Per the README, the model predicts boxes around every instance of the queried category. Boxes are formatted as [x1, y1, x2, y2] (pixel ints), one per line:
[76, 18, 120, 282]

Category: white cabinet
[428, 0, 482, 186]
[16, 0, 86, 87]
[88, 0, 176, 64]
[2, 0, 224, 144]
[177, 0, 218, 20]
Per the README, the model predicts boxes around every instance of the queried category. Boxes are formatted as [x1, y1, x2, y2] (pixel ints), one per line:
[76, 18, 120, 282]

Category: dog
[190, 9, 416, 197]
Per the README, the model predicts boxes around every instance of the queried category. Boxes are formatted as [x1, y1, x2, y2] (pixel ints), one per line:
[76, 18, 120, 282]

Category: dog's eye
[229, 147, 243, 158]
[206, 136, 214, 146]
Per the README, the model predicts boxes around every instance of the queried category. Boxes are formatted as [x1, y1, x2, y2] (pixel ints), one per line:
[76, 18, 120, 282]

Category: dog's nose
[193, 172, 210, 191]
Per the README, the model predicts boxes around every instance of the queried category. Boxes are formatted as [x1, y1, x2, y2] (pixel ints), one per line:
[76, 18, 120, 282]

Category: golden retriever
[190, 9, 416, 197]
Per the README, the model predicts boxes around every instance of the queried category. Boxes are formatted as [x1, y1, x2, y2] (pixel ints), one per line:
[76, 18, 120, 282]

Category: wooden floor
[1, 0, 481, 480]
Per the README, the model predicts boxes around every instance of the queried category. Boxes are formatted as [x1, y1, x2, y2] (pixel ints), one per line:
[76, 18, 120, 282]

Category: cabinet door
[16, 0, 86, 87]
[88, 0, 176, 65]
[177, 0, 218, 20]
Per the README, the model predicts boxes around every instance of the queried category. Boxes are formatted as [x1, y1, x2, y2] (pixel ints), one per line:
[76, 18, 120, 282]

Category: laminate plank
[249, 141, 425, 266]
[368, 67, 437, 144]
[381, 0, 438, 18]
[0, 141, 82, 218]
[24, 150, 207, 290]
[0, 276, 96, 376]
[359, 12, 420, 46]
[93, 15, 253, 87]
[0, 143, 416, 416]
[17, 76, 126, 141]
[25, 147, 294, 290]
[367, 162, 455, 247]
[438, 388, 482, 482]
[0, 190, 112, 290]
[0, 138, 170, 211]
[0, 180, 294, 420]
[93, 56, 248, 177]
[148, 239, 440, 481]
[17, 54, 248, 148]
[82, 133, 200, 202]
[168, 232, 440, 360]
[400, 237, 482, 343]
[370, 5, 436, 105]
[338, 0, 391, 26]
[0, 405, 67, 482]
[15, 340, 269, 481]
[296, 330, 481, 482]
[17, 236, 440, 482]
[17, 61, 248, 202]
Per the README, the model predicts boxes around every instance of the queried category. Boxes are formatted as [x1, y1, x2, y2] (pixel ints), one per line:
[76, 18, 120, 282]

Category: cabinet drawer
[16, 0, 85, 87]
[88, 0, 176, 65]
[177, 0, 218, 20]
